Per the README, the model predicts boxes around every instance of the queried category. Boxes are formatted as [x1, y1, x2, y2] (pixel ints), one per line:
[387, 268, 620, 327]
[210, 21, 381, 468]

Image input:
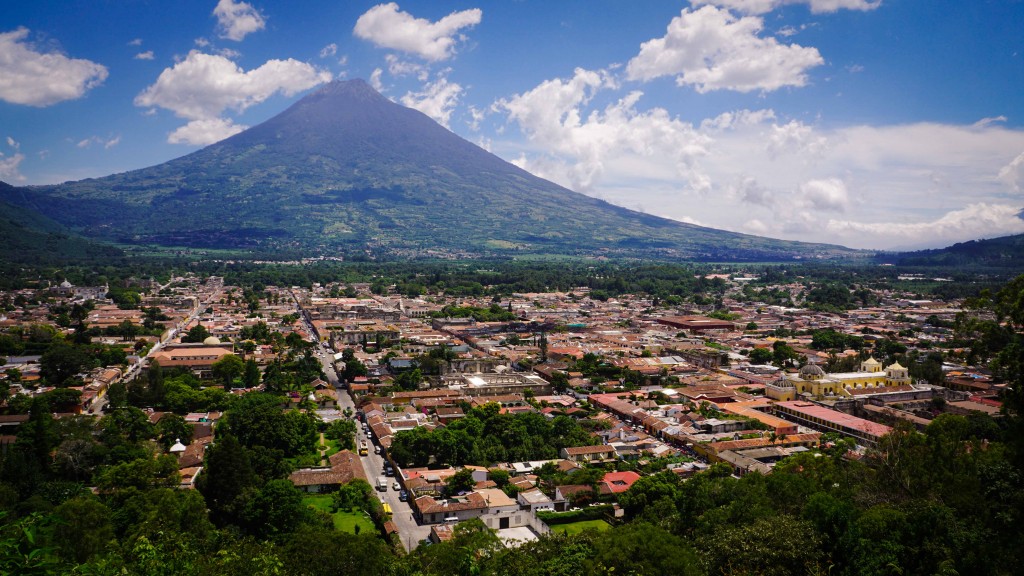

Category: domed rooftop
[203, 335, 221, 345]
[886, 361, 906, 371]
[862, 357, 880, 366]
[799, 363, 825, 377]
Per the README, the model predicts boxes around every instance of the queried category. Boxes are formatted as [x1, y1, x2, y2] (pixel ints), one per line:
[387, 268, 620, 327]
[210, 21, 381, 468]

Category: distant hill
[0, 182, 122, 265]
[1, 79, 859, 262]
[879, 233, 1024, 269]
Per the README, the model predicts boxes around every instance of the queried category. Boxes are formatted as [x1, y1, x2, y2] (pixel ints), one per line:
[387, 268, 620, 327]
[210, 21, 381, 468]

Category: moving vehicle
[359, 441, 368, 456]
[376, 476, 388, 491]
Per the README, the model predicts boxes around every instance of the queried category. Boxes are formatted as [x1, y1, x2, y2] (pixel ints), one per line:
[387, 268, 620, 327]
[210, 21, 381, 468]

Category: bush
[537, 504, 612, 525]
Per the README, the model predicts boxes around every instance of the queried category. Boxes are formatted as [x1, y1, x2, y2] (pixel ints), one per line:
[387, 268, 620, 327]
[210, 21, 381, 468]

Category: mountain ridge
[2, 79, 858, 261]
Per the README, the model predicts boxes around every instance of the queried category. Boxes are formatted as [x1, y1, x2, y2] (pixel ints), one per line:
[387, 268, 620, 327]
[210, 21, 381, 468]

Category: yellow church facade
[766, 358, 912, 401]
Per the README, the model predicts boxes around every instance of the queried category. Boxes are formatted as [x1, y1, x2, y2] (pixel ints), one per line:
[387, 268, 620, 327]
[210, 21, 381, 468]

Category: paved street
[314, 347, 430, 551]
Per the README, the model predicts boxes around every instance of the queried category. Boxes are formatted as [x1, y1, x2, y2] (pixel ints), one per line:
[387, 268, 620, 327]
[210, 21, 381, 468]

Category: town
[1, 265, 1018, 574]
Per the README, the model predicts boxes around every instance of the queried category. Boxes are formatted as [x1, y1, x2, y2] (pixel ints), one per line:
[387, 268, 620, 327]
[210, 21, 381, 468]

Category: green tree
[242, 358, 261, 389]
[196, 434, 256, 526]
[39, 343, 95, 387]
[212, 354, 244, 390]
[181, 324, 210, 343]
[52, 496, 114, 563]
[445, 468, 476, 495]
[749, 347, 773, 364]
[147, 359, 165, 406]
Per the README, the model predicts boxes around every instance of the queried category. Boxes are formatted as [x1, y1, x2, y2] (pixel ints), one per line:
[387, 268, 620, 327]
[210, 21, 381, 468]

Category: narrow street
[314, 347, 430, 551]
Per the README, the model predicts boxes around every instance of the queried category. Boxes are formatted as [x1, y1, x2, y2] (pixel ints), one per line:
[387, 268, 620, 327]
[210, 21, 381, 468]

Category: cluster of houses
[0, 271, 1010, 544]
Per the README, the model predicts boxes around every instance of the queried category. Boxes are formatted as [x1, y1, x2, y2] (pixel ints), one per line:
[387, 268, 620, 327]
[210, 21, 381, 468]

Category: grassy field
[302, 495, 376, 534]
[551, 519, 612, 535]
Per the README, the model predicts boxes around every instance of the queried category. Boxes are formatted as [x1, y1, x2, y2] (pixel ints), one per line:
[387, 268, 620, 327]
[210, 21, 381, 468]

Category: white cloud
[369, 68, 384, 91]
[493, 67, 1024, 249]
[625, 6, 823, 93]
[0, 152, 25, 182]
[798, 178, 848, 212]
[135, 51, 329, 121]
[135, 50, 330, 144]
[496, 68, 710, 193]
[825, 204, 1024, 248]
[998, 151, 1024, 192]
[691, 0, 881, 15]
[385, 54, 426, 79]
[973, 115, 1007, 129]
[128, 38, 143, 47]
[134, 50, 155, 60]
[0, 137, 25, 181]
[168, 118, 246, 146]
[213, 0, 266, 41]
[320, 43, 337, 58]
[400, 75, 462, 127]
[354, 3, 482, 61]
[0, 27, 108, 106]
[75, 135, 121, 149]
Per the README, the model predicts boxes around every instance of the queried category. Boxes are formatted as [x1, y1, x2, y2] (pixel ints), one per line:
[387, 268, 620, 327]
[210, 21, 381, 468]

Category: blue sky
[1, 0, 1023, 250]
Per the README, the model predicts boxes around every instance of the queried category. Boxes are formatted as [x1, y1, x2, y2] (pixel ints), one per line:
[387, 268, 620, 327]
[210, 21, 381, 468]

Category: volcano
[0, 79, 854, 260]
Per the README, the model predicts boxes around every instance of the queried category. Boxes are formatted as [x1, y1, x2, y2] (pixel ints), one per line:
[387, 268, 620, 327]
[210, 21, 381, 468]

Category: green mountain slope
[881, 232, 1024, 268]
[0, 182, 123, 264]
[1, 80, 858, 261]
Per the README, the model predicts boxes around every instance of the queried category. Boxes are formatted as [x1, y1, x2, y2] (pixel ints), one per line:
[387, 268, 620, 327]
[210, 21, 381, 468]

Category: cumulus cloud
[354, 3, 482, 61]
[799, 178, 848, 212]
[496, 67, 711, 193]
[0, 137, 25, 181]
[825, 204, 1024, 248]
[135, 50, 330, 145]
[493, 66, 1024, 249]
[625, 6, 823, 93]
[0, 27, 108, 106]
[691, 0, 881, 14]
[134, 50, 155, 60]
[998, 151, 1024, 192]
[369, 68, 384, 91]
[168, 118, 246, 146]
[214, 0, 266, 41]
[400, 75, 462, 127]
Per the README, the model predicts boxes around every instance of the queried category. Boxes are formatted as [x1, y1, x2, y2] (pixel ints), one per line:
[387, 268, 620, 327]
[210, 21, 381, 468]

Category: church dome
[886, 361, 906, 371]
[862, 357, 880, 366]
[800, 364, 825, 378]
[203, 336, 222, 345]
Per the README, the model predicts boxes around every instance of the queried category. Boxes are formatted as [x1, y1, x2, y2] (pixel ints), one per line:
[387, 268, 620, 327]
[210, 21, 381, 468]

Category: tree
[324, 419, 357, 451]
[241, 479, 307, 539]
[242, 358, 261, 389]
[748, 347, 773, 364]
[212, 354, 244, 390]
[196, 434, 256, 526]
[445, 468, 476, 495]
[181, 324, 210, 343]
[39, 343, 95, 387]
[147, 359, 165, 406]
[156, 413, 193, 449]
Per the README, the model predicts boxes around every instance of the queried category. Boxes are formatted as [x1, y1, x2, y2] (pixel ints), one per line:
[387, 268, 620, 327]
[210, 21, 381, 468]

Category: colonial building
[766, 358, 913, 401]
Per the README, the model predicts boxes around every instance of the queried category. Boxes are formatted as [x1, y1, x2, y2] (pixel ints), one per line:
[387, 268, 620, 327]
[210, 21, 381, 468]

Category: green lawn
[301, 495, 376, 534]
[551, 519, 612, 535]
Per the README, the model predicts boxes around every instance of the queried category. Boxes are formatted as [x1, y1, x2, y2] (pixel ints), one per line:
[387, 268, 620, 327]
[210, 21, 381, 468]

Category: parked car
[392, 481, 400, 491]
[399, 490, 408, 501]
